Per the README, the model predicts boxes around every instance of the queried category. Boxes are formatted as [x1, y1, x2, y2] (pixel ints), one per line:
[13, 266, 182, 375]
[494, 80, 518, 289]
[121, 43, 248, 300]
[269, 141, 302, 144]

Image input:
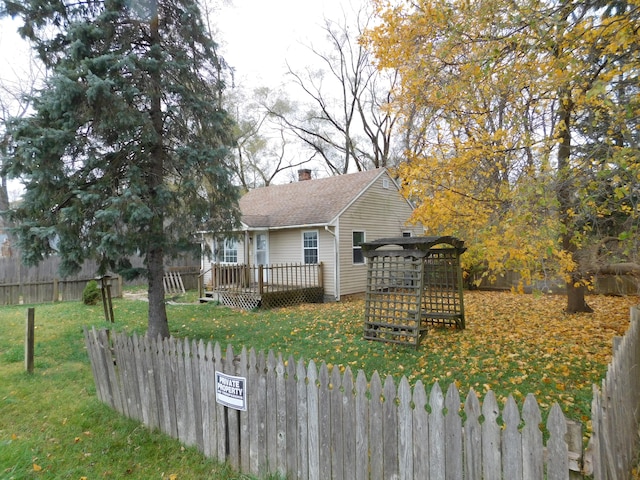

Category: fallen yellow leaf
[33, 463, 42, 472]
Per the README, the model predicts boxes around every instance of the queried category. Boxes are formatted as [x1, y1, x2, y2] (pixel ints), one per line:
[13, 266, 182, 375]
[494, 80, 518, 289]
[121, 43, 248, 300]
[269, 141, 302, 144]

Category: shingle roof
[240, 169, 387, 229]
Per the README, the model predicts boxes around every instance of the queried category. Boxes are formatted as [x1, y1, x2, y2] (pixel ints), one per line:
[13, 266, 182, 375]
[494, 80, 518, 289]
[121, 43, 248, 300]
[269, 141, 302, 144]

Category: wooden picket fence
[84, 302, 640, 480]
[589, 305, 640, 479]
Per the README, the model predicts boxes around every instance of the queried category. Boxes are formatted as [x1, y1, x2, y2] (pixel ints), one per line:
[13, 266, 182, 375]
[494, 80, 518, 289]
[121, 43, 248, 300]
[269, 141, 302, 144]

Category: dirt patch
[123, 291, 148, 302]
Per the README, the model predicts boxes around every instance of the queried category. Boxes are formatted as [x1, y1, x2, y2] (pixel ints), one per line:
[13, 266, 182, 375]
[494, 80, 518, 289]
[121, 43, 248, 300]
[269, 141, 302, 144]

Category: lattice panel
[422, 249, 465, 328]
[218, 291, 261, 310]
[364, 255, 425, 347]
[262, 287, 324, 309]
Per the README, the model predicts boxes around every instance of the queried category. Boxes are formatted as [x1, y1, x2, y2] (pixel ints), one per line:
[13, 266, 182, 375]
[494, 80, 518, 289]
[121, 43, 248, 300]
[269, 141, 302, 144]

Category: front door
[254, 232, 268, 282]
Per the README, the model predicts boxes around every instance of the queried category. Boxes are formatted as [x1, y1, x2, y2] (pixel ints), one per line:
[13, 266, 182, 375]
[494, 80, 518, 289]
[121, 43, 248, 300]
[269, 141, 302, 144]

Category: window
[402, 231, 412, 238]
[303, 231, 318, 264]
[223, 238, 238, 263]
[215, 238, 237, 263]
[353, 231, 365, 264]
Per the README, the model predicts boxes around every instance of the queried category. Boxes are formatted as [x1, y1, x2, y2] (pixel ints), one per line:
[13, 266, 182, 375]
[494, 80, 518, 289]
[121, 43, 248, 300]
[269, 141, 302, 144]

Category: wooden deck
[200, 263, 324, 309]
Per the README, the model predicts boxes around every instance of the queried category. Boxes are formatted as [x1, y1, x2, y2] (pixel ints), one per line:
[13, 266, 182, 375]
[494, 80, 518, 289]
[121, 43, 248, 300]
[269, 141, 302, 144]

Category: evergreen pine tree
[2, 0, 240, 338]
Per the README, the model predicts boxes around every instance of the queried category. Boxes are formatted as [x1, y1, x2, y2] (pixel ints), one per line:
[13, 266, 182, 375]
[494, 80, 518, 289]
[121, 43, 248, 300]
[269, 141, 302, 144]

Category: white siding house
[204, 168, 421, 301]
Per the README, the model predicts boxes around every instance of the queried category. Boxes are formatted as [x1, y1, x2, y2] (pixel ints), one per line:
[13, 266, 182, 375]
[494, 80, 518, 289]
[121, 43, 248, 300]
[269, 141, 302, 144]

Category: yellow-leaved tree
[366, 0, 639, 312]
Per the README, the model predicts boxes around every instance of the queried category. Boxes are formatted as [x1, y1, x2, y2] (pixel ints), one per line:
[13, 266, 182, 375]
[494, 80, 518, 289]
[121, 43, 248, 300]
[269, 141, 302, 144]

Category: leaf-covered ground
[170, 291, 639, 427]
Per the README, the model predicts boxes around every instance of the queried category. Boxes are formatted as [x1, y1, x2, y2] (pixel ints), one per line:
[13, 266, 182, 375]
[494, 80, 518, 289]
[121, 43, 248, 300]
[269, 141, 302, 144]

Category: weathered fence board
[318, 363, 331, 479]
[547, 404, 569, 480]
[502, 396, 523, 480]
[429, 382, 445, 480]
[84, 305, 640, 480]
[343, 368, 356, 480]
[307, 362, 320, 480]
[412, 380, 429, 480]
[368, 372, 383, 480]
[482, 390, 501, 479]
[383, 376, 398, 480]
[397, 377, 412, 480]
[296, 358, 309, 480]
[225, 344, 240, 471]
[522, 393, 544, 480]
[275, 354, 288, 476]
[464, 390, 482, 480]
[285, 356, 297, 476]
[355, 371, 369, 480]
[239, 348, 250, 474]
[266, 351, 278, 475]
[445, 384, 463, 479]
[330, 366, 344, 480]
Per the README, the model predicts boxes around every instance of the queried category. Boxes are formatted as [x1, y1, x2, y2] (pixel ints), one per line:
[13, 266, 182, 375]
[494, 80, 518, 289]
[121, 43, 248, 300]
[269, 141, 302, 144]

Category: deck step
[199, 296, 218, 303]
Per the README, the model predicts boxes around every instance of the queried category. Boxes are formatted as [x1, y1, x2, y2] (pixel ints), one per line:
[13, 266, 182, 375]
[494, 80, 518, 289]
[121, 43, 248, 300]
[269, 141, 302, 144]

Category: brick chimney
[298, 169, 312, 181]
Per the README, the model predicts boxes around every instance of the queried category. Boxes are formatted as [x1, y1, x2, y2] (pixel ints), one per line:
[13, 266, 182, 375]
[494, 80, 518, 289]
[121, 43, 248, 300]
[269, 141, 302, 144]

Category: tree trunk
[556, 88, 592, 314]
[147, 244, 169, 339]
[145, 4, 170, 339]
[0, 177, 8, 215]
[0, 176, 17, 258]
[566, 281, 593, 314]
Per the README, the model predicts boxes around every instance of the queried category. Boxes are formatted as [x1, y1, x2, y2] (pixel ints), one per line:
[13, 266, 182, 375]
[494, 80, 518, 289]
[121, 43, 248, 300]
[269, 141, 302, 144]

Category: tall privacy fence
[83, 306, 640, 480]
[0, 256, 199, 305]
[472, 270, 640, 296]
[0, 257, 123, 305]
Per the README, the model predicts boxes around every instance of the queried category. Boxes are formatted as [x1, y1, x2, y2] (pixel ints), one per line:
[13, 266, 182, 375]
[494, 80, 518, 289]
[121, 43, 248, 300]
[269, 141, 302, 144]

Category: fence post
[53, 278, 59, 302]
[25, 307, 35, 373]
[567, 420, 584, 479]
[258, 265, 264, 294]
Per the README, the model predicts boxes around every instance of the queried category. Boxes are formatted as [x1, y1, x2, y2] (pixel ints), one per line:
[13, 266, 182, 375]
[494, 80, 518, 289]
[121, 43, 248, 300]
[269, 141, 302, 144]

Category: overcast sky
[216, 0, 351, 89]
[0, 0, 360, 194]
[1, 0, 356, 96]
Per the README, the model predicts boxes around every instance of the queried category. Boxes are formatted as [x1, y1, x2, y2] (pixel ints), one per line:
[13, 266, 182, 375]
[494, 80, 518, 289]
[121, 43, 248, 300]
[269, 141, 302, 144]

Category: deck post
[243, 264, 250, 287]
[258, 265, 264, 294]
[318, 262, 323, 288]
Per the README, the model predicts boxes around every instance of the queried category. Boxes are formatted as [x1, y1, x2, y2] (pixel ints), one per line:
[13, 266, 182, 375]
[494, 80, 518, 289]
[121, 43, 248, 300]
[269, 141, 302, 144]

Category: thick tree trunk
[147, 244, 169, 339]
[145, 4, 170, 339]
[0, 178, 8, 215]
[0, 176, 17, 257]
[566, 280, 593, 314]
[556, 88, 592, 314]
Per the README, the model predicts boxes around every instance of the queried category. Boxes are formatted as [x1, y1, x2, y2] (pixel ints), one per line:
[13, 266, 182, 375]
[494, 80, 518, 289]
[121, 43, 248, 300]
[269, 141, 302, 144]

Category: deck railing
[209, 262, 323, 295]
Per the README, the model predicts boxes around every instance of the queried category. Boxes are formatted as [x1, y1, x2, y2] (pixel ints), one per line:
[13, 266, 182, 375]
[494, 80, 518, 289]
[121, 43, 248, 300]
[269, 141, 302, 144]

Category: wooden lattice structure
[203, 262, 324, 310]
[362, 236, 466, 347]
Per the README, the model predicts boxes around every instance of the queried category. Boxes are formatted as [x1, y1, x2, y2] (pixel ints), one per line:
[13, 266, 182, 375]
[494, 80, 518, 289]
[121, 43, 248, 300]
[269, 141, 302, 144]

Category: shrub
[82, 280, 101, 305]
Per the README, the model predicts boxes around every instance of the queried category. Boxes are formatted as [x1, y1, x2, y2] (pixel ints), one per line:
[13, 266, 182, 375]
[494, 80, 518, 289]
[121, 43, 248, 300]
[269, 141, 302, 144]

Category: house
[203, 168, 422, 303]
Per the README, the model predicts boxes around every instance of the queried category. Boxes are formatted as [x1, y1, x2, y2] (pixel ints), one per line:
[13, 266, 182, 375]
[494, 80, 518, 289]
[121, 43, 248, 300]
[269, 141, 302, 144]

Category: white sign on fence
[215, 371, 247, 411]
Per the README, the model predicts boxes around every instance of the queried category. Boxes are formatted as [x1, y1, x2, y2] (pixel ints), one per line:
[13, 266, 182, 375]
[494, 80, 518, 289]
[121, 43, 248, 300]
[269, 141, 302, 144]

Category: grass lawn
[1, 289, 638, 478]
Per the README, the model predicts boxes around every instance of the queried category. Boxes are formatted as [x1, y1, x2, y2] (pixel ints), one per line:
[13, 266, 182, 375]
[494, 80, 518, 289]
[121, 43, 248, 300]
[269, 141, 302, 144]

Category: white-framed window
[352, 231, 365, 264]
[215, 237, 238, 263]
[303, 231, 319, 264]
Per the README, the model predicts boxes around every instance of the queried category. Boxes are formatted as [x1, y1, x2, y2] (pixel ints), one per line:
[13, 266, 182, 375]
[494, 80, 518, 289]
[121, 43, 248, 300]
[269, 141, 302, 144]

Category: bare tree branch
[279, 1, 402, 174]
